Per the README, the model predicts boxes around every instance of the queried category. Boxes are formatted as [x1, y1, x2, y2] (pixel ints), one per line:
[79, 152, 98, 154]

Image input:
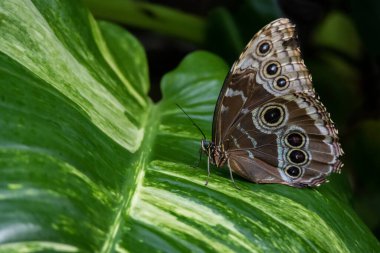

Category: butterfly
[201, 18, 343, 188]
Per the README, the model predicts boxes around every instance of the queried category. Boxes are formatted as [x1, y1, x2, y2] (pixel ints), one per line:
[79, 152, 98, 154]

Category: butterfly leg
[205, 156, 210, 186]
[228, 167, 240, 190]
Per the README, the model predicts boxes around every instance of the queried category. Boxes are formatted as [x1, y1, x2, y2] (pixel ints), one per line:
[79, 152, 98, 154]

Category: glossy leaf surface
[0, 1, 379, 252]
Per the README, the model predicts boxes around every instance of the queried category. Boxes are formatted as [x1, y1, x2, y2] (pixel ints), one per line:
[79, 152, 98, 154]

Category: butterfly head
[201, 139, 216, 164]
[201, 140, 227, 167]
[201, 140, 214, 156]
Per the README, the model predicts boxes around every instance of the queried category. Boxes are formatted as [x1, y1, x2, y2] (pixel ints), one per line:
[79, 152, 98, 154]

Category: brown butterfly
[202, 18, 343, 188]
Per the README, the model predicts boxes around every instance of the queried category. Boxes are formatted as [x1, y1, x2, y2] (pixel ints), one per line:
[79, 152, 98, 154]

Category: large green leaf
[0, 1, 379, 252]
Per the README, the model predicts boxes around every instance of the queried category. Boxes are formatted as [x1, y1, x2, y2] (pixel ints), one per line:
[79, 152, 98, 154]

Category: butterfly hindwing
[225, 92, 342, 187]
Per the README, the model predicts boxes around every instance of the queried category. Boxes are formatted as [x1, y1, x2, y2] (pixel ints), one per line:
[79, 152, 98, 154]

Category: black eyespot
[257, 41, 272, 56]
[259, 104, 286, 128]
[288, 149, 307, 164]
[277, 78, 287, 88]
[285, 166, 301, 178]
[266, 63, 279, 75]
[273, 76, 289, 91]
[264, 107, 281, 124]
[286, 133, 305, 148]
[259, 42, 270, 54]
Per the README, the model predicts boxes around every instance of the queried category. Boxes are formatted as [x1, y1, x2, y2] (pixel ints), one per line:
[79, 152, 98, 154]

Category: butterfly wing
[213, 18, 343, 187]
[212, 18, 312, 145]
[225, 92, 343, 187]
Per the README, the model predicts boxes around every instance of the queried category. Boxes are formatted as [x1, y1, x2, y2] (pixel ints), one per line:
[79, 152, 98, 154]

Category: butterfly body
[204, 18, 343, 188]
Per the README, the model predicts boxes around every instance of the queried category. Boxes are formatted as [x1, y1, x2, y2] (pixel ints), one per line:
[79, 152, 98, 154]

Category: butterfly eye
[287, 149, 308, 165]
[260, 105, 285, 127]
[257, 41, 272, 56]
[284, 165, 302, 179]
[285, 132, 306, 148]
[201, 140, 212, 152]
[273, 76, 289, 90]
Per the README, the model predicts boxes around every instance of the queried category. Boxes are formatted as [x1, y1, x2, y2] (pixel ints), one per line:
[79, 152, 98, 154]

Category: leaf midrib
[100, 101, 158, 253]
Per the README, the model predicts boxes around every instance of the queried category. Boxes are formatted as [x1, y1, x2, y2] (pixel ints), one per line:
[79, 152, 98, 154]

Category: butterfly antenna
[176, 104, 207, 140]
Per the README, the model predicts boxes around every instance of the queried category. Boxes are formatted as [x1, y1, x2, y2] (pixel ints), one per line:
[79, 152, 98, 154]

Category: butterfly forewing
[210, 18, 343, 187]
